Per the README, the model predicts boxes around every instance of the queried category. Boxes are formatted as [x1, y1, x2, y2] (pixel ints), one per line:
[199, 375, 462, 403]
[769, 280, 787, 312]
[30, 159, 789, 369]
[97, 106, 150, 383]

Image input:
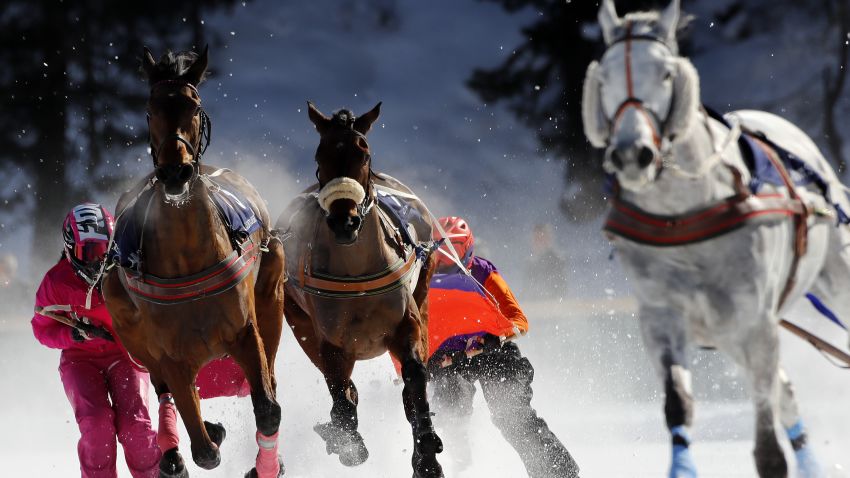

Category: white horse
[582, 0, 850, 477]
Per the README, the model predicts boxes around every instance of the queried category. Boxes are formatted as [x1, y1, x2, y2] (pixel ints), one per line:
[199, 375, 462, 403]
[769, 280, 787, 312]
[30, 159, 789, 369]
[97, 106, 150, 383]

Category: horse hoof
[669, 445, 697, 478]
[416, 431, 443, 455]
[754, 442, 788, 478]
[794, 446, 824, 478]
[192, 443, 221, 470]
[244, 455, 286, 478]
[338, 439, 369, 467]
[159, 447, 188, 478]
[412, 455, 444, 478]
[313, 422, 369, 466]
[204, 421, 227, 447]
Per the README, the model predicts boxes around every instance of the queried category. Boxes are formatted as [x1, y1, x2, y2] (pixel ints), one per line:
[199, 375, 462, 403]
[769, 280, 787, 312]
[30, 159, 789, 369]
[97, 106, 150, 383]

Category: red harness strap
[121, 243, 258, 305]
[611, 21, 662, 150]
[605, 138, 809, 307]
[604, 192, 804, 246]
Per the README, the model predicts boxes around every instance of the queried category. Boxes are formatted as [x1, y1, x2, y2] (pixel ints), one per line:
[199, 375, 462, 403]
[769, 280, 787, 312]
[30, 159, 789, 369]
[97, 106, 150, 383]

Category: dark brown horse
[276, 103, 444, 477]
[102, 47, 285, 478]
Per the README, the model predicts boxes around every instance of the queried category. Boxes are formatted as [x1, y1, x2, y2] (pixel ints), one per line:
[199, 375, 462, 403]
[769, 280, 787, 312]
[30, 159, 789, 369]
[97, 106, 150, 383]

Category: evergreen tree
[468, 0, 666, 221]
[0, 1, 239, 273]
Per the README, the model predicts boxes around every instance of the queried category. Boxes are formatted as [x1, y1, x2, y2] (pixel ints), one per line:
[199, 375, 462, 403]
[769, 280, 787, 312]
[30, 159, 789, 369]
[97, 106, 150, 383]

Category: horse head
[308, 101, 381, 245]
[582, 0, 699, 191]
[142, 46, 211, 204]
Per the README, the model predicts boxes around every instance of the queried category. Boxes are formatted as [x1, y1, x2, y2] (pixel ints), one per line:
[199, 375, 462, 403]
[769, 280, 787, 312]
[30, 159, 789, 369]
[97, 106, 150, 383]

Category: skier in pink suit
[31, 203, 161, 478]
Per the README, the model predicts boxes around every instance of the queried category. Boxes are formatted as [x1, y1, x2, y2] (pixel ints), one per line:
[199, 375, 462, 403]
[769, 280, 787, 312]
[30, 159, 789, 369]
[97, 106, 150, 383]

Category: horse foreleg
[284, 295, 324, 369]
[147, 372, 186, 478]
[729, 322, 788, 478]
[777, 368, 823, 478]
[229, 320, 283, 478]
[254, 240, 286, 390]
[159, 360, 221, 471]
[638, 308, 696, 478]
[388, 302, 444, 478]
[313, 342, 368, 467]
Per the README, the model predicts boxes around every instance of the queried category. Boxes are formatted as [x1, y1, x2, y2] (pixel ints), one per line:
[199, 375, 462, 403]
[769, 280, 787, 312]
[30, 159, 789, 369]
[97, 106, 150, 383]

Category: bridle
[604, 22, 675, 155]
[315, 120, 377, 233]
[146, 80, 212, 169]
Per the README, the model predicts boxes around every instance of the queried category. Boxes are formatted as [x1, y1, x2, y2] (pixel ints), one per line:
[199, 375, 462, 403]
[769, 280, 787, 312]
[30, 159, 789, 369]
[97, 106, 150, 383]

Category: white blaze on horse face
[317, 177, 366, 213]
[600, 42, 675, 138]
[598, 40, 676, 190]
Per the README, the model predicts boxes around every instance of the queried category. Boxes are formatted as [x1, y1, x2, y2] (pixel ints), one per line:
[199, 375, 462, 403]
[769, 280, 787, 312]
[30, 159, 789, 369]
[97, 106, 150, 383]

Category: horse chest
[616, 224, 783, 316]
[307, 292, 408, 356]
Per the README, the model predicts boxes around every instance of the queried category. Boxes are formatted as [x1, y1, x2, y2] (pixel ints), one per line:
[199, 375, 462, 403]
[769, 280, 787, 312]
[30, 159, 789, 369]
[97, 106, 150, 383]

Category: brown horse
[102, 47, 285, 478]
[276, 103, 444, 477]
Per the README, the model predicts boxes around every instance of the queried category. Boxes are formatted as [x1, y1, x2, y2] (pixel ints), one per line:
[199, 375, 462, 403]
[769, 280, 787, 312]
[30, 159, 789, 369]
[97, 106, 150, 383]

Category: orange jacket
[426, 256, 528, 358]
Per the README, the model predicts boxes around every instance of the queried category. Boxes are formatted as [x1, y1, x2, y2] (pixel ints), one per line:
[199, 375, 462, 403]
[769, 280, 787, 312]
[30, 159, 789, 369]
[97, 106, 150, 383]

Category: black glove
[71, 322, 115, 342]
[481, 333, 501, 352]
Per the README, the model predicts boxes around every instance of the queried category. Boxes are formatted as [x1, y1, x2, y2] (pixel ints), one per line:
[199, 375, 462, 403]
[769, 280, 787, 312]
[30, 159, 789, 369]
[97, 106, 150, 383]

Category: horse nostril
[637, 146, 655, 168]
[610, 150, 624, 170]
[155, 167, 168, 182]
[346, 216, 362, 232]
[177, 163, 194, 182]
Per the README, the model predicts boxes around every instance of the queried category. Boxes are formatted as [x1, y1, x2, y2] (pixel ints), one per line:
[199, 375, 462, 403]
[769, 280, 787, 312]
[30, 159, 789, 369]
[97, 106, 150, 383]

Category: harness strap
[611, 22, 663, 150]
[750, 136, 809, 308]
[605, 193, 804, 246]
[120, 243, 258, 305]
[298, 253, 418, 297]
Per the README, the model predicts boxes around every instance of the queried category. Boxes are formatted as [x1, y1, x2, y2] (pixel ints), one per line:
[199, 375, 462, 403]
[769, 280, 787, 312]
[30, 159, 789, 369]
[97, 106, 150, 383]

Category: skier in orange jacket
[427, 216, 579, 478]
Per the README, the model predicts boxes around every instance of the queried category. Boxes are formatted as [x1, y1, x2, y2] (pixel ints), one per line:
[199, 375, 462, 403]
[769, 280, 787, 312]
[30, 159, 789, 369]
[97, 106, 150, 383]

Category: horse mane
[331, 109, 357, 130]
[142, 50, 209, 85]
[614, 11, 693, 54]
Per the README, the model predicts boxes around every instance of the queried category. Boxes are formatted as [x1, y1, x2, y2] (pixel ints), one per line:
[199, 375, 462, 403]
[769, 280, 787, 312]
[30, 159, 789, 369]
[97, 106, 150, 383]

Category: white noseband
[317, 177, 366, 213]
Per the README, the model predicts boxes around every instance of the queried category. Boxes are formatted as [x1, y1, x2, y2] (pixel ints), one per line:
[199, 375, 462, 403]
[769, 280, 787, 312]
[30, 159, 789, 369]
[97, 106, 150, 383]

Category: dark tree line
[0, 0, 239, 272]
[468, 0, 666, 221]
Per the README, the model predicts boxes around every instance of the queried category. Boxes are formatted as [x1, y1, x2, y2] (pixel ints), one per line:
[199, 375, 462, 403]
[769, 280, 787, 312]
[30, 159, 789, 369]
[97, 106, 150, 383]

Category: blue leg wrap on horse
[669, 426, 697, 478]
[785, 420, 824, 478]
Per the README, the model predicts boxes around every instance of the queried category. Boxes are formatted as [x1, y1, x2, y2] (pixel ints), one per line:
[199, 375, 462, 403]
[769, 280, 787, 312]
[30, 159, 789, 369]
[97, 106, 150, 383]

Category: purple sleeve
[470, 256, 498, 285]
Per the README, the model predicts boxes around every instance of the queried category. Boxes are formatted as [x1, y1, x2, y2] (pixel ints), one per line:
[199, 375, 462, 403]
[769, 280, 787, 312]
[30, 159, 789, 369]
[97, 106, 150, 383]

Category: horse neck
[143, 181, 232, 278]
[313, 203, 397, 277]
[619, 112, 742, 215]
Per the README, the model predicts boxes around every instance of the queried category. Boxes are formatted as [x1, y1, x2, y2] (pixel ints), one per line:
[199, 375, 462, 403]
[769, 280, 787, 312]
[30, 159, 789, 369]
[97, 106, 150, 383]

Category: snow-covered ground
[2, 1, 849, 476]
[2, 301, 848, 477]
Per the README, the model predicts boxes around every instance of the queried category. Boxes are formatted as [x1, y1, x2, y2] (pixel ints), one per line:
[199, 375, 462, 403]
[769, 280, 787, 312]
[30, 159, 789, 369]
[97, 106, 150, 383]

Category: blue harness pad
[376, 190, 427, 248]
[704, 106, 850, 225]
[112, 178, 262, 271]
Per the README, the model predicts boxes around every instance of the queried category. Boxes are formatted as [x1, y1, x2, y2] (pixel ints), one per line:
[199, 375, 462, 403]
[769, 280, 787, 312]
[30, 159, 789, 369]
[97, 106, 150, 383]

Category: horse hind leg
[638, 308, 697, 478]
[728, 322, 788, 478]
[777, 368, 824, 478]
[809, 223, 850, 350]
[313, 343, 369, 467]
[229, 320, 284, 478]
[253, 238, 286, 390]
[388, 303, 444, 478]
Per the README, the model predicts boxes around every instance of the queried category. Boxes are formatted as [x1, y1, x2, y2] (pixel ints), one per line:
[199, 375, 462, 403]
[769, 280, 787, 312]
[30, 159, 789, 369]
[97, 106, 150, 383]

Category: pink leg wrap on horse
[255, 431, 280, 478]
[157, 393, 180, 452]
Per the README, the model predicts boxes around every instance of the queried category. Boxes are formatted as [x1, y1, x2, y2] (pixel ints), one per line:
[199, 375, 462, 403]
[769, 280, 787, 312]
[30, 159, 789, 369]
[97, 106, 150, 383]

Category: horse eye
[664, 71, 673, 82]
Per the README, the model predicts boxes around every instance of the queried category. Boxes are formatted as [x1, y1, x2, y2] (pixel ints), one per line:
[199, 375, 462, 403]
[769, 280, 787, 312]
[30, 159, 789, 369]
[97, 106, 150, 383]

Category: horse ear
[354, 102, 381, 135]
[183, 45, 209, 86]
[142, 46, 157, 81]
[598, 0, 621, 45]
[307, 101, 331, 135]
[581, 61, 609, 148]
[658, 0, 681, 42]
[664, 57, 699, 140]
